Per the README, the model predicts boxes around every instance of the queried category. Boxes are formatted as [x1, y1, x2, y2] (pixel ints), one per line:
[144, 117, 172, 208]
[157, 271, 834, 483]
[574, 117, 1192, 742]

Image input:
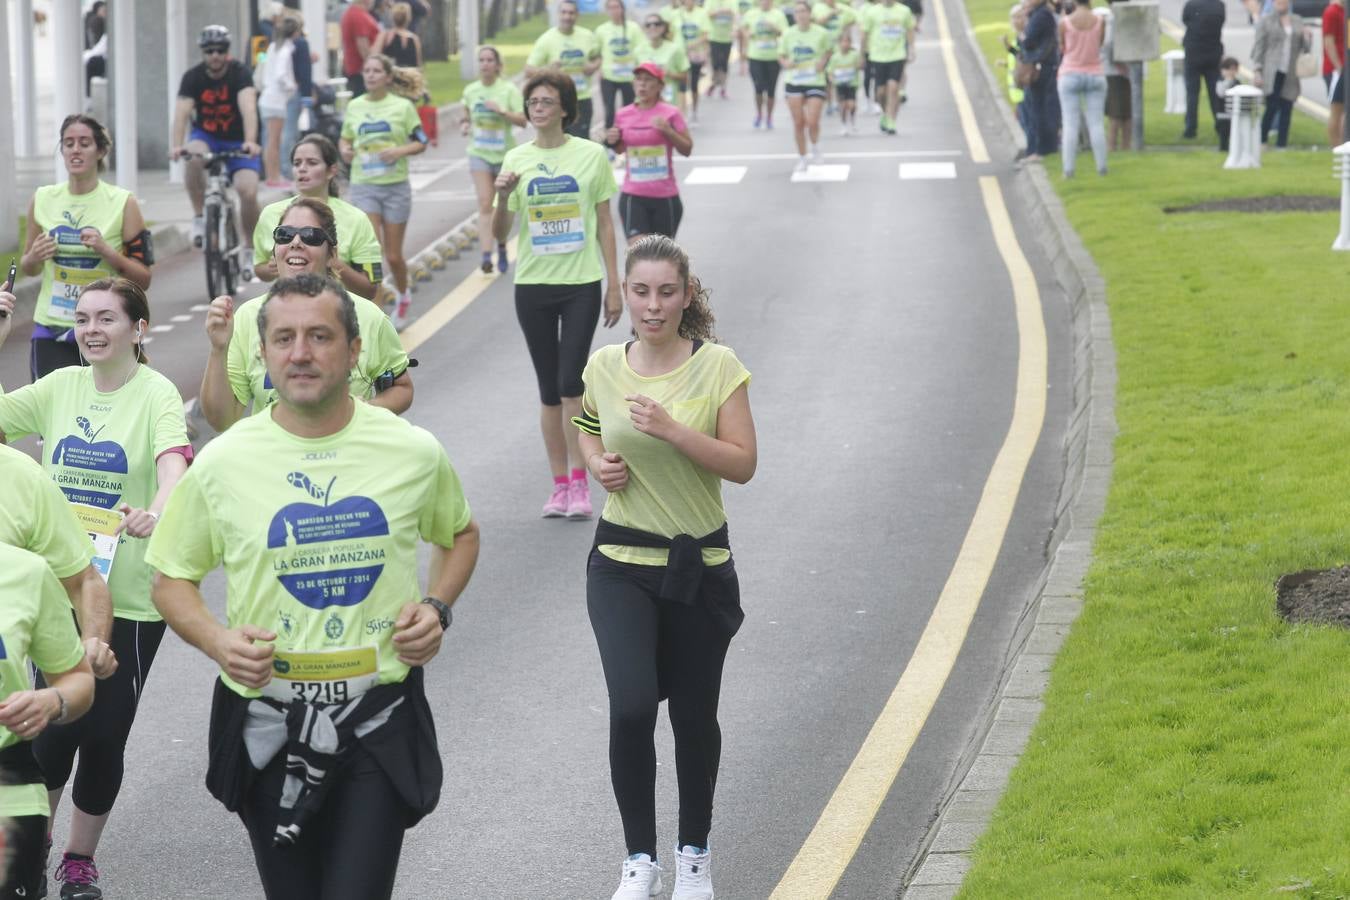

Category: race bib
[881, 24, 903, 39]
[834, 67, 857, 83]
[792, 63, 816, 84]
[755, 36, 777, 52]
[473, 125, 506, 150]
[528, 200, 586, 255]
[72, 503, 122, 583]
[612, 62, 634, 79]
[662, 83, 676, 103]
[628, 145, 670, 183]
[361, 151, 393, 177]
[262, 645, 379, 704]
[50, 256, 102, 322]
[572, 72, 589, 91]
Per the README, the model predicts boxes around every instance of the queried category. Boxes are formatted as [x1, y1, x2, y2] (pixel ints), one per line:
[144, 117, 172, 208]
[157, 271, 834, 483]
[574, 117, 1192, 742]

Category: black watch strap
[421, 596, 452, 631]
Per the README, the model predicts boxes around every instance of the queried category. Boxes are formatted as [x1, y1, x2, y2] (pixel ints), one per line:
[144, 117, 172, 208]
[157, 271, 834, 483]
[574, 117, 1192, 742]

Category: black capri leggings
[567, 97, 595, 139]
[749, 59, 781, 97]
[710, 41, 732, 75]
[618, 192, 684, 240]
[687, 61, 704, 96]
[587, 549, 743, 857]
[602, 78, 636, 130]
[35, 617, 166, 816]
[514, 280, 602, 405]
[1, 814, 46, 899]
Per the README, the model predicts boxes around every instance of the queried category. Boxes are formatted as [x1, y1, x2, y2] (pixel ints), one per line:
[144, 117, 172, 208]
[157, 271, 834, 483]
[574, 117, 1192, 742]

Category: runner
[339, 54, 430, 330]
[493, 72, 622, 520]
[0, 545, 94, 900]
[899, 0, 923, 103]
[252, 135, 384, 299]
[19, 114, 152, 381]
[526, 0, 602, 138]
[861, 0, 916, 134]
[147, 273, 480, 900]
[636, 14, 691, 105]
[460, 46, 526, 275]
[670, 0, 713, 122]
[860, 0, 881, 114]
[833, 30, 864, 134]
[171, 25, 262, 276]
[605, 62, 694, 244]
[781, 1, 834, 169]
[596, 0, 644, 133]
[706, 0, 738, 99]
[0, 278, 191, 900]
[200, 198, 413, 433]
[572, 234, 757, 900]
[736, 0, 755, 74]
[741, 0, 790, 128]
[813, 0, 857, 112]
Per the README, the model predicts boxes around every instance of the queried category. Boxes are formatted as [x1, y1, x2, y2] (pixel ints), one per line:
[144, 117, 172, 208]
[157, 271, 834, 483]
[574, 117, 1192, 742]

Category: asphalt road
[6, 4, 1075, 896]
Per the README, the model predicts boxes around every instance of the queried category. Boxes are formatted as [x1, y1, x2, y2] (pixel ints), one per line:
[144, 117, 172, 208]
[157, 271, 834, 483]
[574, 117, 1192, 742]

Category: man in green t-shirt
[526, 0, 602, 138]
[861, 0, 916, 133]
[147, 273, 479, 899]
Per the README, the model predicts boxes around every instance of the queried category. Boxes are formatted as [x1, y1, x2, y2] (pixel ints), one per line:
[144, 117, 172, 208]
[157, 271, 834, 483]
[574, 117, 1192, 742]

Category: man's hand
[240, 141, 261, 157]
[212, 625, 276, 689]
[392, 601, 444, 667]
[83, 637, 119, 680]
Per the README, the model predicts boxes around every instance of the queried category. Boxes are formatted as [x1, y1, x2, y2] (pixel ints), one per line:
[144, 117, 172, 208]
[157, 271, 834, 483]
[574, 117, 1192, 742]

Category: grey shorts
[348, 179, 413, 224]
[468, 155, 503, 175]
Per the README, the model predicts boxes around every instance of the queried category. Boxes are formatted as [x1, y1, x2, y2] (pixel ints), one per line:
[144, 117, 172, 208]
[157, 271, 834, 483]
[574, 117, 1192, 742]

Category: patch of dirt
[1275, 567, 1350, 628]
[1164, 195, 1338, 214]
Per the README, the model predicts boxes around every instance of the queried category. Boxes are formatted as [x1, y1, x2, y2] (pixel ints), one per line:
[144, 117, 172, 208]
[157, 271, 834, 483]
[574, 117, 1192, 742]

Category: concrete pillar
[50, 0, 83, 128]
[167, 0, 187, 182]
[303, 0, 327, 82]
[460, 0, 479, 79]
[111, 0, 138, 194]
[13, 0, 38, 156]
[0, 3, 16, 251]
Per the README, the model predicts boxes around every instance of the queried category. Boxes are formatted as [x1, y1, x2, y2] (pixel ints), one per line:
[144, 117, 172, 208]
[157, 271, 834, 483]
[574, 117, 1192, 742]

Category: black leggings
[29, 336, 83, 382]
[1261, 72, 1294, 147]
[0, 814, 46, 898]
[710, 41, 732, 75]
[602, 78, 636, 129]
[619, 192, 684, 240]
[567, 97, 595, 139]
[35, 617, 166, 816]
[688, 61, 704, 97]
[749, 59, 781, 98]
[587, 550, 741, 856]
[864, 57, 874, 100]
[240, 742, 408, 900]
[514, 281, 602, 406]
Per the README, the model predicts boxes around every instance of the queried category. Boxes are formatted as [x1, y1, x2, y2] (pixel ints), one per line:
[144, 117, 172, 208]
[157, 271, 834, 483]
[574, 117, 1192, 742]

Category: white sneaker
[839, 124, 850, 137]
[390, 293, 412, 331]
[191, 215, 204, 248]
[612, 854, 663, 899]
[811, 145, 824, 164]
[794, 157, 809, 173]
[672, 845, 714, 899]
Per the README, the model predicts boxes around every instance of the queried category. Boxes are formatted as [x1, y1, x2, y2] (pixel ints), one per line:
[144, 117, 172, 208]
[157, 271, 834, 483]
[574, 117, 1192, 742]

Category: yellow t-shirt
[581, 341, 750, 566]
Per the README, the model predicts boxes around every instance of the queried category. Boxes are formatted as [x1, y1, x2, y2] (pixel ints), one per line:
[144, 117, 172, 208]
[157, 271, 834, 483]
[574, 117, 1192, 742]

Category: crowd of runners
[0, 0, 929, 894]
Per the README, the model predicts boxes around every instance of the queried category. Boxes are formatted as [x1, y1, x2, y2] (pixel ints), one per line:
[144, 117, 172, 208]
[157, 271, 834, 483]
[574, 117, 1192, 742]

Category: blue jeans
[1057, 71, 1108, 175]
[1023, 64, 1060, 156]
[281, 94, 305, 178]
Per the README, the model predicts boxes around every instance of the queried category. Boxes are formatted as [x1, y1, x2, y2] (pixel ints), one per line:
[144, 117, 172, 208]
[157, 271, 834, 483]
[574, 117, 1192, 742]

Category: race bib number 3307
[528, 201, 586, 254]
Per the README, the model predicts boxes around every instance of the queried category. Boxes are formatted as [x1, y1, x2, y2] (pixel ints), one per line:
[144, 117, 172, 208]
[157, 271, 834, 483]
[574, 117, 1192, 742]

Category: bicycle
[184, 150, 251, 299]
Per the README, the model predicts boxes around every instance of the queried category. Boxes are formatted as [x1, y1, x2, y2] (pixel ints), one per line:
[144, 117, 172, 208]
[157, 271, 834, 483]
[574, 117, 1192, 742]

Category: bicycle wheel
[221, 202, 239, 297]
[204, 201, 224, 299]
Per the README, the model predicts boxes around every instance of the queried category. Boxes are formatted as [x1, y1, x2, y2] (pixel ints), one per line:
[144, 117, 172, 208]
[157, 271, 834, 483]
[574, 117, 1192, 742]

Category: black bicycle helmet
[198, 24, 231, 48]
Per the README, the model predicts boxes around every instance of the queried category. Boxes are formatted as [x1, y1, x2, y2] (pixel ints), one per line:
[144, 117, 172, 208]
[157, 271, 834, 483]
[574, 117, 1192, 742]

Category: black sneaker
[55, 853, 102, 900]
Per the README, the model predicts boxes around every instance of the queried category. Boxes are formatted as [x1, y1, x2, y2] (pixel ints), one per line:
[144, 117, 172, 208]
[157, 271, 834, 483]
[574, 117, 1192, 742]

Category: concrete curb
[899, 1, 1118, 896]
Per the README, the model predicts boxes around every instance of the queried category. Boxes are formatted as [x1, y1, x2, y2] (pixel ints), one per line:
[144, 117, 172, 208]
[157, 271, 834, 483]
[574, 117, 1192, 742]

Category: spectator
[83, 1, 107, 96]
[1103, 0, 1132, 150]
[1181, 0, 1224, 139]
[1251, 0, 1311, 147]
[1215, 56, 1241, 150]
[258, 11, 301, 188]
[1019, 0, 1060, 163]
[284, 12, 316, 179]
[373, 2, 424, 70]
[1057, 0, 1107, 176]
[342, 0, 384, 97]
[1323, 0, 1345, 145]
[1002, 3, 1031, 155]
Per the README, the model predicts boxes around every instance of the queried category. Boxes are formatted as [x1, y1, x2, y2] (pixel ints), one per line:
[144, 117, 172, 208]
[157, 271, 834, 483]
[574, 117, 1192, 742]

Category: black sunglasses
[203, 45, 229, 55]
[644, 20, 663, 26]
[274, 225, 330, 247]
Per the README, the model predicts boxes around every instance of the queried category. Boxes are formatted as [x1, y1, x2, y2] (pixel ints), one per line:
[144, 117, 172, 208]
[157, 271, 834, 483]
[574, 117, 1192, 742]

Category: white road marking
[683, 166, 749, 185]
[190, 304, 210, 312]
[790, 164, 850, 183]
[900, 161, 958, 179]
[149, 324, 174, 333]
[409, 159, 467, 191]
[682, 149, 963, 162]
[170, 314, 194, 323]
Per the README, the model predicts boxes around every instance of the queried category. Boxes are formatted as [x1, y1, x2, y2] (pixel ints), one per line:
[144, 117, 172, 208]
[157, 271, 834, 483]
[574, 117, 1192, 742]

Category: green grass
[424, 13, 606, 106]
[951, 70, 1350, 900]
[969, 0, 1327, 148]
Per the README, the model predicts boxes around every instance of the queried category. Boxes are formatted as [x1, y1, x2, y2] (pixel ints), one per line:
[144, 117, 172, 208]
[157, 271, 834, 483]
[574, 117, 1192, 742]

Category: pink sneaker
[542, 483, 570, 518]
[567, 479, 592, 518]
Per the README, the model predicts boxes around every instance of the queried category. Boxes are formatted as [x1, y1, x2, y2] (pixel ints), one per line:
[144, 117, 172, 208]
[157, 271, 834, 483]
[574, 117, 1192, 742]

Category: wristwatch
[421, 596, 453, 631]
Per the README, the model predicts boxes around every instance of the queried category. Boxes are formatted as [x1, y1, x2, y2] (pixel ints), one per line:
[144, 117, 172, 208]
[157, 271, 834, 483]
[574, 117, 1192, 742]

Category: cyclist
[668, 0, 712, 122]
[781, 0, 833, 169]
[147, 273, 479, 900]
[171, 25, 262, 279]
[19, 114, 152, 381]
[861, 0, 916, 133]
[460, 46, 526, 275]
[596, 0, 644, 133]
[636, 14, 690, 105]
[574, 235, 756, 900]
[525, 0, 602, 138]
[252, 134, 384, 300]
[0, 544, 95, 900]
[741, 0, 790, 128]
[493, 72, 622, 520]
[604, 62, 694, 243]
[0, 278, 191, 900]
[706, 0, 738, 99]
[201, 197, 413, 433]
[340, 54, 430, 331]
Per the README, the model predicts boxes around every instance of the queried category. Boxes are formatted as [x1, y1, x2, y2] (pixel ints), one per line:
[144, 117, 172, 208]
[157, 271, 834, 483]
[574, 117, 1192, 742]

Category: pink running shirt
[614, 101, 687, 198]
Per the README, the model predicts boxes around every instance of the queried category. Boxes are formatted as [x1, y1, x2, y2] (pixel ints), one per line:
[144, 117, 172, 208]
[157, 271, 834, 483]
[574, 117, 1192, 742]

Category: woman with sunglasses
[604, 62, 694, 244]
[0, 277, 189, 900]
[199, 198, 413, 433]
[19, 114, 153, 381]
[494, 72, 621, 520]
[636, 15, 690, 104]
[780, 0, 833, 171]
[251, 134, 384, 300]
[460, 45, 526, 275]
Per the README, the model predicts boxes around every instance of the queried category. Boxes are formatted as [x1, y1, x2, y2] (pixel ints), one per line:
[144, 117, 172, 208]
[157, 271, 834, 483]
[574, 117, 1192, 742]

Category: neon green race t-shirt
[31, 181, 132, 329]
[0, 544, 85, 818]
[0, 366, 188, 621]
[670, 7, 712, 55]
[252, 195, 384, 270]
[636, 38, 692, 100]
[863, 2, 915, 62]
[707, 0, 739, 44]
[527, 26, 601, 100]
[831, 47, 863, 84]
[227, 293, 410, 414]
[0, 443, 94, 581]
[595, 20, 646, 83]
[461, 79, 525, 164]
[341, 92, 425, 185]
[501, 137, 616, 286]
[813, 1, 857, 39]
[144, 402, 472, 699]
[581, 342, 751, 566]
[780, 24, 833, 86]
[742, 8, 791, 60]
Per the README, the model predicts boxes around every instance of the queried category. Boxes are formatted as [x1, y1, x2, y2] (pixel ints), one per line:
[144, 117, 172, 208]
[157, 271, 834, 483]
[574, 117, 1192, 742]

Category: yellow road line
[933, 0, 991, 163]
[400, 238, 517, 353]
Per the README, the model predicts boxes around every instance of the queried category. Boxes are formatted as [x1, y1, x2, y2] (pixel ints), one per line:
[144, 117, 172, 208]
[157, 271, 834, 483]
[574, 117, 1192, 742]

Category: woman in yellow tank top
[19, 115, 152, 381]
